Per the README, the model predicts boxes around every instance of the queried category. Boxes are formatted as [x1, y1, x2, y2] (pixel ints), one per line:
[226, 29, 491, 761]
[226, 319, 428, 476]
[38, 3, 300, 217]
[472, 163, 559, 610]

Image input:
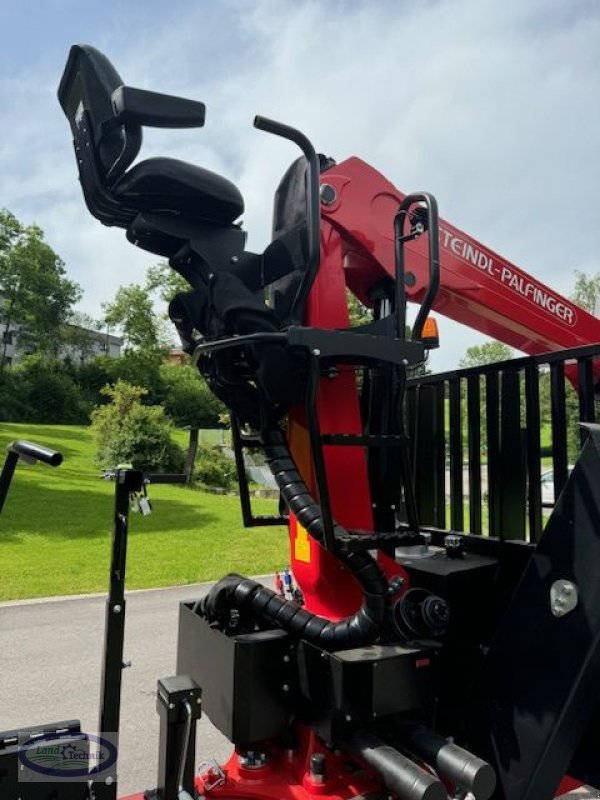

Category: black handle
[112, 86, 206, 129]
[394, 192, 440, 342]
[8, 440, 63, 467]
[253, 115, 320, 323]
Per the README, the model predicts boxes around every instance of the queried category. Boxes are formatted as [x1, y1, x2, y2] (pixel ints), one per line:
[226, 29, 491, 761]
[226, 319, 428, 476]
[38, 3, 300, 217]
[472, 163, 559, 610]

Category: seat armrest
[111, 85, 205, 129]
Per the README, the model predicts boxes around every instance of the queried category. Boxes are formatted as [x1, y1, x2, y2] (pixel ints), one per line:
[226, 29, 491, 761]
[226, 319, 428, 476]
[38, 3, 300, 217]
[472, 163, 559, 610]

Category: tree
[91, 380, 184, 472]
[459, 341, 513, 368]
[146, 262, 190, 304]
[159, 363, 226, 428]
[103, 283, 171, 352]
[0, 209, 81, 362]
[571, 269, 600, 314]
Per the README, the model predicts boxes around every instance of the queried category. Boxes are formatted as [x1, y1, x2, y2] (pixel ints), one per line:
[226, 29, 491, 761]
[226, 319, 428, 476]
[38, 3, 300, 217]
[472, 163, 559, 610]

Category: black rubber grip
[8, 440, 63, 467]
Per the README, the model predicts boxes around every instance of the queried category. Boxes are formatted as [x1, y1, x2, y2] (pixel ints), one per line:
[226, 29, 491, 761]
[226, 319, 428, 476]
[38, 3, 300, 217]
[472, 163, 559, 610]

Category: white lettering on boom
[438, 225, 576, 326]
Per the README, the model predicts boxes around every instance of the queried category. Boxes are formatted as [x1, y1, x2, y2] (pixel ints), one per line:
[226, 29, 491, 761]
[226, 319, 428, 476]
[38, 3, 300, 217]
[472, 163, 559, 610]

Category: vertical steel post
[92, 468, 143, 800]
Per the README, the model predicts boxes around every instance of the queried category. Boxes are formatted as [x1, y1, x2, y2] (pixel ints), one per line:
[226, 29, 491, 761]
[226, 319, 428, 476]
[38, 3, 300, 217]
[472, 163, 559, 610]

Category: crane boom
[320, 157, 600, 376]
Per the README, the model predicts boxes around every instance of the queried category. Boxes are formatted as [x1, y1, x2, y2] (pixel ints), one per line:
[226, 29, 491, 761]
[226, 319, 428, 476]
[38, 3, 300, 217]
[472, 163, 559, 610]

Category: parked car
[541, 466, 574, 506]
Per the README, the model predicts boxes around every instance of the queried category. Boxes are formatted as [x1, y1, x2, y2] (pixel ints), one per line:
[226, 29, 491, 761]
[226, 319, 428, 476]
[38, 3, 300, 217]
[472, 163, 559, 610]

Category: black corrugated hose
[199, 430, 390, 649]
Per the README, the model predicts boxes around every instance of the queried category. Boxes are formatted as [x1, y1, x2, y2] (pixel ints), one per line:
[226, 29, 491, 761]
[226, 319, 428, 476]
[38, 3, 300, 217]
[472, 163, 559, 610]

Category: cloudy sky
[1, 0, 599, 369]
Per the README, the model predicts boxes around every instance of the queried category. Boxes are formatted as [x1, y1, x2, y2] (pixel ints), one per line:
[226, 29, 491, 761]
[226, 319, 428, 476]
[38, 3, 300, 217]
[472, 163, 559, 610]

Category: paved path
[0, 583, 234, 797]
[0, 583, 596, 798]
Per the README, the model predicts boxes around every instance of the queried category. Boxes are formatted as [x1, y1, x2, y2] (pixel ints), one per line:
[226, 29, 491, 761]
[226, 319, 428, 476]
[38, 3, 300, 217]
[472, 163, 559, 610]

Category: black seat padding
[59, 44, 244, 229]
[113, 157, 244, 224]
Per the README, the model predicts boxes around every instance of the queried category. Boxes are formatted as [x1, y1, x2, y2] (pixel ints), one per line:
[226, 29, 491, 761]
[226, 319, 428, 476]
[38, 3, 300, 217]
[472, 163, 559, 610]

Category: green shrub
[159, 363, 226, 428]
[194, 444, 236, 489]
[1, 356, 89, 424]
[109, 351, 164, 404]
[91, 380, 184, 472]
[21, 362, 89, 424]
[0, 367, 26, 421]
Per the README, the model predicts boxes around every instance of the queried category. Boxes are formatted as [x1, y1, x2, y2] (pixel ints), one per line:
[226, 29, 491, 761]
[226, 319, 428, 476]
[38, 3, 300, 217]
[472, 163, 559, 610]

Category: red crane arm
[320, 157, 600, 361]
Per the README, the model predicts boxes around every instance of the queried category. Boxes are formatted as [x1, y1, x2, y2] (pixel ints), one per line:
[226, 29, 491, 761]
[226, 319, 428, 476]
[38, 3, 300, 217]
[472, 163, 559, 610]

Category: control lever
[253, 115, 320, 323]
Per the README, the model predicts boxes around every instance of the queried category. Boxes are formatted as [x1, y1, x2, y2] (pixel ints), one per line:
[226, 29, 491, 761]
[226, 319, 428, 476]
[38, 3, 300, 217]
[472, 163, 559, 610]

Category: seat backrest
[58, 44, 142, 185]
[268, 154, 335, 326]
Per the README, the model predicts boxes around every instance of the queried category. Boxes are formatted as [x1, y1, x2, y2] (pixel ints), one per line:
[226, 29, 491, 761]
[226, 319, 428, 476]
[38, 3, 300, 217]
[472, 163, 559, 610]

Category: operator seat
[58, 44, 243, 230]
[58, 43, 317, 318]
[58, 44, 327, 424]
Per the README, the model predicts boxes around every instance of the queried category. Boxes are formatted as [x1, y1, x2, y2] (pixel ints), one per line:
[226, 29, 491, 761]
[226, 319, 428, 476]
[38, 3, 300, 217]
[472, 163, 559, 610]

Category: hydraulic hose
[199, 429, 389, 649]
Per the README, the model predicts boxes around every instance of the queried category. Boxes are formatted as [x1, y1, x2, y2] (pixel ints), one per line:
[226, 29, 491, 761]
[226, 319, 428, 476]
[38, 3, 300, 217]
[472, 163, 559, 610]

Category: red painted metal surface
[195, 729, 383, 799]
[121, 158, 595, 799]
[287, 219, 406, 618]
[321, 157, 600, 377]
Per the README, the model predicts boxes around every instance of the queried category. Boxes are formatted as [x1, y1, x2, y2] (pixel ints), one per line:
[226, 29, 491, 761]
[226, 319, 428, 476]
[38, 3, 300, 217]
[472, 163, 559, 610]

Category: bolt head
[320, 184, 337, 205]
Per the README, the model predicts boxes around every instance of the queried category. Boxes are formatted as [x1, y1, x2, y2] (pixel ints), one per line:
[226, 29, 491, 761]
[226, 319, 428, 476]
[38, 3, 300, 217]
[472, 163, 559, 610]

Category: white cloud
[1, 0, 599, 369]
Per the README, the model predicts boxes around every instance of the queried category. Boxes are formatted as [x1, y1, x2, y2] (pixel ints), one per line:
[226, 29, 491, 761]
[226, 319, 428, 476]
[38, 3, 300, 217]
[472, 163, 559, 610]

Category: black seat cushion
[113, 157, 244, 224]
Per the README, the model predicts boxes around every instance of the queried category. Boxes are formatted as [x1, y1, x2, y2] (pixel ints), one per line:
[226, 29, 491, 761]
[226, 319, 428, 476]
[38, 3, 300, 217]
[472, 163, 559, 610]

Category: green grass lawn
[0, 423, 287, 601]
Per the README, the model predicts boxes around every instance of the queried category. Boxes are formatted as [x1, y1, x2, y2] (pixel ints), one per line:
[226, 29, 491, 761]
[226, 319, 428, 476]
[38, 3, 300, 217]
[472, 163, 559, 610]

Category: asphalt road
[0, 583, 236, 797]
[0, 583, 596, 799]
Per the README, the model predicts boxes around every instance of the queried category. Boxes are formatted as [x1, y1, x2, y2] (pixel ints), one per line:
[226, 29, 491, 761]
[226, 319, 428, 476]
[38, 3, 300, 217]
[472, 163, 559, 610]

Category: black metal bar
[448, 378, 464, 531]
[253, 115, 320, 324]
[578, 357, 596, 448]
[407, 341, 600, 387]
[231, 414, 255, 528]
[93, 468, 143, 800]
[230, 414, 288, 529]
[413, 383, 446, 529]
[322, 433, 407, 447]
[525, 365, 543, 542]
[550, 362, 569, 502]
[499, 369, 526, 540]
[394, 215, 407, 339]
[467, 375, 482, 535]
[406, 384, 417, 464]
[486, 372, 501, 538]
[399, 420, 421, 535]
[305, 354, 336, 552]
[183, 427, 199, 485]
[0, 441, 63, 515]
[7, 439, 63, 466]
[433, 383, 446, 529]
[146, 473, 187, 484]
[155, 676, 200, 800]
[0, 451, 18, 516]
[192, 331, 287, 361]
[394, 192, 440, 343]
